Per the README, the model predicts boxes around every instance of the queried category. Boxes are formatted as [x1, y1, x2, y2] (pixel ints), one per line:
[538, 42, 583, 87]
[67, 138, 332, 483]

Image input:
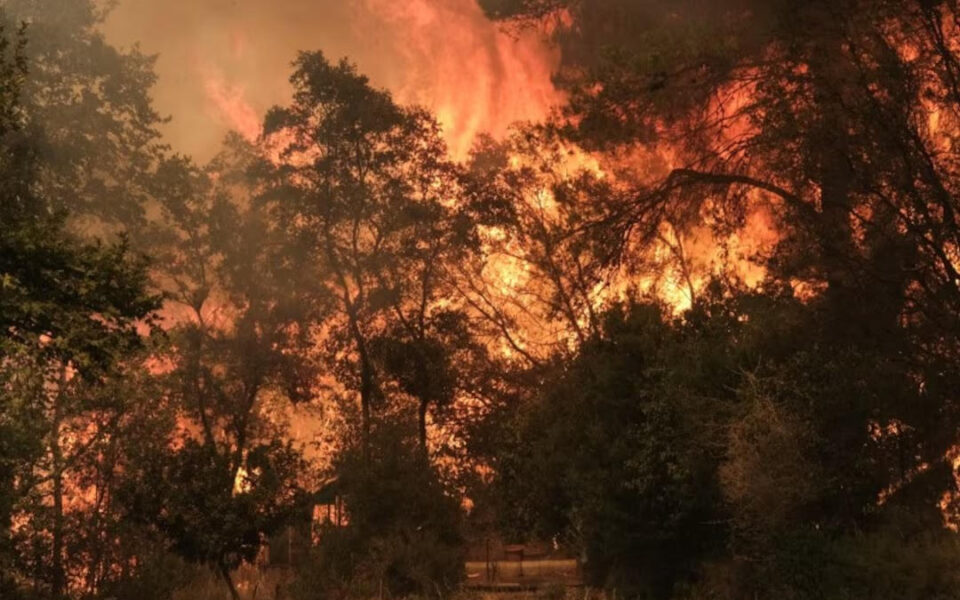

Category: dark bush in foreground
[292, 421, 464, 600]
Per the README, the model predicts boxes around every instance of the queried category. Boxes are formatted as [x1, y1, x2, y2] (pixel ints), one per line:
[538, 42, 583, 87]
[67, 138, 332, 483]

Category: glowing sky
[102, 0, 562, 161]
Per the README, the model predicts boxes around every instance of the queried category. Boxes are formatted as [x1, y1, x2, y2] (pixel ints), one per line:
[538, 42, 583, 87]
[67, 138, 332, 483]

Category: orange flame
[190, 0, 562, 159]
[201, 63, 263, 143]
[356, 0, 563, 157]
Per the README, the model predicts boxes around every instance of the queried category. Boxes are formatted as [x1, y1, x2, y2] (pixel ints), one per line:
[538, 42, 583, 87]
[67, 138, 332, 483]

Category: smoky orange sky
[103, 0, 563, 161]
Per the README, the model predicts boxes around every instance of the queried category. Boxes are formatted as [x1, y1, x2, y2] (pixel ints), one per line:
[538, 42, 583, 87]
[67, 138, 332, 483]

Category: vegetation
[5, 1, 960, 599]
[292, 419, 464, 600]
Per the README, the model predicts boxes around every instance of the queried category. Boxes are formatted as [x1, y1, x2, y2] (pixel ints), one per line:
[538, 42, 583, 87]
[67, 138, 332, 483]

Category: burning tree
[478, 0, 960, 596]
[119, 142, 316, 600]
[260, 51, 484, 454]
[0, 19, 161, 598]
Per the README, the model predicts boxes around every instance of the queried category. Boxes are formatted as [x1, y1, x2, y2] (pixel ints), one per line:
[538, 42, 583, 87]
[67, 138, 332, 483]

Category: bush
[292, 420, 464, 600]
[684, 512, 960, 600]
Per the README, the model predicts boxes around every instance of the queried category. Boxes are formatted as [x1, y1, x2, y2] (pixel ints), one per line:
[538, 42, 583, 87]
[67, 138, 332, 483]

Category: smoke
[102, 0, 562, 161]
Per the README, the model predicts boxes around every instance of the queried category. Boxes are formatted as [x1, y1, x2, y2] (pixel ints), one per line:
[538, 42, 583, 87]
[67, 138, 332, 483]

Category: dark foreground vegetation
[5, 0, 960, 598]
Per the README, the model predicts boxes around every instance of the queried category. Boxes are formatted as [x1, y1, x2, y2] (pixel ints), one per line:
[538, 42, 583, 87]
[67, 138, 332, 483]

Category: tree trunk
[342, 288, 374, 459]
[359, 354, 373, 459]
[809, 15, 857, 323]
[51, 466, 65, 598]
[418, 399, 429, 454]
[50, 378, 66, 599]
[219, 560, 241, 600]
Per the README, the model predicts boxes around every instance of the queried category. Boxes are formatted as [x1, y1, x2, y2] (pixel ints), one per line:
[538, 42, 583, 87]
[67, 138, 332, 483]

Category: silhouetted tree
[121, 142, 313, 600]
[0, 19, 160, 598]
[261, 52, 471, 453]
[486, 0, 960, 562]
[1, 0, 165, 228]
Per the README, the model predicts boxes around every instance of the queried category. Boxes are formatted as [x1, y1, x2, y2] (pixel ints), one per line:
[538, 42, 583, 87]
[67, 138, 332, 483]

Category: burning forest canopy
[5, 1, 960, 599]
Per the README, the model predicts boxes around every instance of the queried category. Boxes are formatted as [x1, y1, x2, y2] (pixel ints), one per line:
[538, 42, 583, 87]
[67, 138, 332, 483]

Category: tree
[0, 18, 160, 598]
[292, 417, 465, 600]
[486, 0, 960, 549]
[492, 300, 734, 599]
[483, 261, 960, 598]
[461, 130, 629, 363]
[261, 52, 470, 452]
[121, 142, 313, 600]
[1, 0, 165, 229]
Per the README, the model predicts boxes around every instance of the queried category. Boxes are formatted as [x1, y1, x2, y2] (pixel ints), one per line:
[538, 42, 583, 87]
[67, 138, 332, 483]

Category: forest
[4, 0, 960, 598]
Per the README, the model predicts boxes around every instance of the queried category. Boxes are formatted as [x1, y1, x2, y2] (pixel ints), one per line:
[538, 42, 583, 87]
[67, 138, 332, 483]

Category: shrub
[292, 420, 464, 599]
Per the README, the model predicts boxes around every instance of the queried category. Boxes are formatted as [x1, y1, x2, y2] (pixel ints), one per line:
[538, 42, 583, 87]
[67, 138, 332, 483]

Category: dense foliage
[292, 419, 464, 600]
[5, 1, 960, 599]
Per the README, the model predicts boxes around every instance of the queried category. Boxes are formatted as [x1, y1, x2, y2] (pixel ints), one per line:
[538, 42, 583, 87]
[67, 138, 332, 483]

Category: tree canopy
[7, 2, 960, 599]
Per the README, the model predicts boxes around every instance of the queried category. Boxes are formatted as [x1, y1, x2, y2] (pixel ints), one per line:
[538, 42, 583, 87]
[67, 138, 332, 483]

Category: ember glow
[12, 2, 960, 598]
[105, 0, 771, 315]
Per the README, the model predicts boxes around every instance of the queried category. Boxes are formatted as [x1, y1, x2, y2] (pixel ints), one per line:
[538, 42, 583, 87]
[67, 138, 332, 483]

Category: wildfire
[201, 64, 263, 143]
[189, 0, 561, 158]
[138, 0, 786, 341]
[356, 0, 563, 158]
[106, 1, 782, 321]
